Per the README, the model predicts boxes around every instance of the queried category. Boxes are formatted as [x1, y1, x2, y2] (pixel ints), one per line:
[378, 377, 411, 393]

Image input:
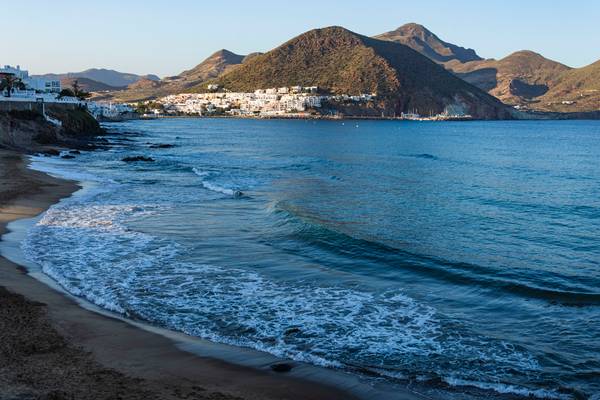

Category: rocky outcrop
[122, 156, 154, 162]
[375, 23, 483, 65]
[46, 105, 104, 135]
[0, 103, 104, 152]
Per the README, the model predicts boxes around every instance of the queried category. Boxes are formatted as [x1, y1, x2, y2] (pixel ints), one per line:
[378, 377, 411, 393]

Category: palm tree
[0, 74, 25, 97]
[72, 79, 81, 96]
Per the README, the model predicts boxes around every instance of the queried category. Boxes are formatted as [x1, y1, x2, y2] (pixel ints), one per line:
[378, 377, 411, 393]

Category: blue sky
[6, 0, 600, 76]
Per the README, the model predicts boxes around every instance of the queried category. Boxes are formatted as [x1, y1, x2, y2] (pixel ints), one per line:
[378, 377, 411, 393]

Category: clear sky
[6, 0, 600, 77]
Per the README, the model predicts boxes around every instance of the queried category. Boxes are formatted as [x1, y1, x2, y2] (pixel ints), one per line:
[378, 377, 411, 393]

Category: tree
[71, 80, 91, 100]
[134, 102, 148, 114]
[58, 88, 76, 98]
[0, 74, 25, 97]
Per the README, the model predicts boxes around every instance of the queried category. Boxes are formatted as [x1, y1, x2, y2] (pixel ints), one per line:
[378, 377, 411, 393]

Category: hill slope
[60, 77, 123, 92]
[538, 60, 600, 112]
[375, 25, 575, 108]
[375, 23, 482, 65]
[208, 26, 509, 119]
[450, 51, 571, 105]
[35, 69, 159, 88]
[178, 49, 245, 83]
[101, 50, 246, 102]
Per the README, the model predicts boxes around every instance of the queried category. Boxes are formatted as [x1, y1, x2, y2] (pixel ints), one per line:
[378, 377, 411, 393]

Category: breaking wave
[192, 167, 243, 197]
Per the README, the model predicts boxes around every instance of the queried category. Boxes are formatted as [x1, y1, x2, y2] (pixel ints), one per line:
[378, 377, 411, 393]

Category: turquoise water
[25, 119, 600, 399]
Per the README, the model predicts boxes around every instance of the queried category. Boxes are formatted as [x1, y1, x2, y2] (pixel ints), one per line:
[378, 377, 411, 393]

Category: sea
[22, 119, 600, 399]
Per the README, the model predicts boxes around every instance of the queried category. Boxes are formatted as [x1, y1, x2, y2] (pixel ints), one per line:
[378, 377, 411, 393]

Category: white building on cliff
[0, 65, 61, 94]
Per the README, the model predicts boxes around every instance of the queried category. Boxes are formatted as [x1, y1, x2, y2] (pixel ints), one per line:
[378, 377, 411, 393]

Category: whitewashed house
[0, 65, 61, 94]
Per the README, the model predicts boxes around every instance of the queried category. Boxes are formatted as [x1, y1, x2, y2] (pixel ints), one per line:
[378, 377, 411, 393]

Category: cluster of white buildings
[0, 64, 135, 120]
[87, 102, 135, 120]
[155, 86, 375, 117]
[0, 65, 61, 96]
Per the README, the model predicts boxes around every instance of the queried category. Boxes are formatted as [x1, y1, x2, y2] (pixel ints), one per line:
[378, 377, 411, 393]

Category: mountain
[375, 25, 575, 108]
[539, 59, 600, 112]
[208, 26, 509, 119]
[178, 49, 245, 83]
[450, 51, 572, 105]
[243, 52, 263, 62]
[35, 69, 159, 88]
[126, 77, 162, 91]
[375, 23, 482, 65]
[101, 50, 247, 102]
[60, 77, 123, 92]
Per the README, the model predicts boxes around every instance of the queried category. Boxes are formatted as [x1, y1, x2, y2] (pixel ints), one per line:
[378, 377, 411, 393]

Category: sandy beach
[0, 149, 357, 400]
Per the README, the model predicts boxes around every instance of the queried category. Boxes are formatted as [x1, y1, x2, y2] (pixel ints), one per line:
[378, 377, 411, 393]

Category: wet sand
[0, 149, 358, 400]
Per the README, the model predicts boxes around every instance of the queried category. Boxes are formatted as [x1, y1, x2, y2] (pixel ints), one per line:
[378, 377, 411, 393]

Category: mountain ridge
[375, 23, 483, 65]
[84, 23, 598, 116]
[60, 77, 124, 92]
[35, 68, 159, 88]
[178, 49, 245, 82]
[374, 24, 582, 108]
[450, 50, 572, 104]
[96, 49, 247, 102]
[539, 59, 600, 112]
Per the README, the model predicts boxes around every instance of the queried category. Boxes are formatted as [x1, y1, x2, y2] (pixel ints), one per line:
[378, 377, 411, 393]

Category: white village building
[0, 65, 61, 94]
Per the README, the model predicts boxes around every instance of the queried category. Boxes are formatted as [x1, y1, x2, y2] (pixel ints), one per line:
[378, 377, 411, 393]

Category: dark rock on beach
[284, 327, 301, 336]
[270, 363, 293, 373]
[122, 156, 155, 163]
[61, 155, 76, 159]
[43, 149, 61, 157]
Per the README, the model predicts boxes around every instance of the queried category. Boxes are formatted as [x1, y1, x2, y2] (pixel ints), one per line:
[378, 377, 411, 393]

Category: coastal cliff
[0, 103, 103, 152]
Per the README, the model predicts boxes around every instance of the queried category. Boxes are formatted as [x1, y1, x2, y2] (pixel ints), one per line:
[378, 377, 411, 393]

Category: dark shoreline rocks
[270, 363, 293, 373]
[0, 105, 105, 153]
[122, 156, 155, 163]
[42, 149, 61, 157]
[284, 327, 301, 336]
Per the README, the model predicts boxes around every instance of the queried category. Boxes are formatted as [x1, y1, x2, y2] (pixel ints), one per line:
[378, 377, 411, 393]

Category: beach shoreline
[0, 149, 369, 400]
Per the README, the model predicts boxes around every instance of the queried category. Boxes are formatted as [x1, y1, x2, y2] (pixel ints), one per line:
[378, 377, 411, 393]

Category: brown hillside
[538, 60, 600, 112]
[450, 51, 571, 105]
[61, 77, 123, 93]
[178, 49, 245, 83]
[106, 50, 246, 102]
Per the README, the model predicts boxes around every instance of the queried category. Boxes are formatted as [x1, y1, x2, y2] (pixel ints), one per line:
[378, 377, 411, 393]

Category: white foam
[23, 193, 172, 317]
[22, 189, 443, 367]
[130, 260, 441, 369]
[201, 181, 238, 196]
[443, 377, 571, 400]
[192, 167, 240, 196]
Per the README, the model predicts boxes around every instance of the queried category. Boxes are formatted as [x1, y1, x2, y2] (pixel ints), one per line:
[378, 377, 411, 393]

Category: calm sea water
[25, 119, 600, 399]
